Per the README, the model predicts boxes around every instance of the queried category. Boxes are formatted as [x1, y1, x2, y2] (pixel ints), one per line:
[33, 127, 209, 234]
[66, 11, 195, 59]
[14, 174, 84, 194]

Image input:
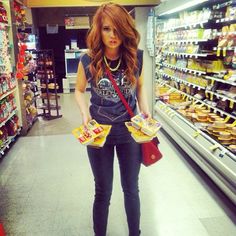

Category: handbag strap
[106, 68, 134, 118]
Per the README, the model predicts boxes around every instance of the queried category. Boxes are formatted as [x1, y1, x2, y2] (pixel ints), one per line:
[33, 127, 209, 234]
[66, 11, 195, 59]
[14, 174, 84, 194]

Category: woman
[75, 3, 150, 236]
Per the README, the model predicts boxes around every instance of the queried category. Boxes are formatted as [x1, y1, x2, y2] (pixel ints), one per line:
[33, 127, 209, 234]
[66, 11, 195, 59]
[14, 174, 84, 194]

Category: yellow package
[89, 125, 112, 148]
[125, 122, 155, 143]
[72, 120, 104, 145]
[131, 113, 162, 136]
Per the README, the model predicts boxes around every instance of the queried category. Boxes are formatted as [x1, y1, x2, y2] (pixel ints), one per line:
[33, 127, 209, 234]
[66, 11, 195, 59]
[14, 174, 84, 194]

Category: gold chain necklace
[104, 56, 121, 72]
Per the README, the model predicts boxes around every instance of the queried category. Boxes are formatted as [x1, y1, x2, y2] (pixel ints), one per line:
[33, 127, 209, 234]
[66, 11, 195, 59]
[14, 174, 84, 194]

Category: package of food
[89, 124, 112, 147]
[72, 120, 104, 145]
[125, 122, 155, 143]
[130, 113, 162, 136]
[131, 131, 155, 143]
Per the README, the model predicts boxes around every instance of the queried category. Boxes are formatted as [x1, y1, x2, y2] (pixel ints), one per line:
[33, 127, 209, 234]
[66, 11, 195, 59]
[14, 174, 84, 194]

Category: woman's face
[101, 16, 122, 50]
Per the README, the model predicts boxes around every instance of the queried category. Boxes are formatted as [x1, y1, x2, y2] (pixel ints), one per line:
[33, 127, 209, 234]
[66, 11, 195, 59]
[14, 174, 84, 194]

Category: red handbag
[106, 68, 163, 166]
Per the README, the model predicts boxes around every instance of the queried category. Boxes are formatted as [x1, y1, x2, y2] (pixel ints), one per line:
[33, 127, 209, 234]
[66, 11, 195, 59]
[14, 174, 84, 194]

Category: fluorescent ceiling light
[159, 0, 209, 16]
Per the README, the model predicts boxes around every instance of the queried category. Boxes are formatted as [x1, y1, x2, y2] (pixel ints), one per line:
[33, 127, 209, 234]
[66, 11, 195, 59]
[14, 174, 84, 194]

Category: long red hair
[86, 3, 140, 86]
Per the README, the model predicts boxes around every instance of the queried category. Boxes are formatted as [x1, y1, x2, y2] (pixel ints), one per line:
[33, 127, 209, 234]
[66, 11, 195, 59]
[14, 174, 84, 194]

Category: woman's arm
[136, 66, 151, 118]
[75, 61, 92, 125]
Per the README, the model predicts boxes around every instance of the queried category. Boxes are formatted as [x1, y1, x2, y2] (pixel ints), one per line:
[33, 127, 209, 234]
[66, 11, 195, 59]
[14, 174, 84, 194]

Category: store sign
[65, 16, 90, 29]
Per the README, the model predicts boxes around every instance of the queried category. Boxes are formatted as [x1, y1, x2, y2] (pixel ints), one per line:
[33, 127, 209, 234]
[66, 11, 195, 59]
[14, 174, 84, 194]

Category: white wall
[135, 7, 154, 114]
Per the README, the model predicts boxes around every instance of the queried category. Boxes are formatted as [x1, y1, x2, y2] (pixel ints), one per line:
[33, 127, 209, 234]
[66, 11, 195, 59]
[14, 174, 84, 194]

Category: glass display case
[64, 48, 87, 92]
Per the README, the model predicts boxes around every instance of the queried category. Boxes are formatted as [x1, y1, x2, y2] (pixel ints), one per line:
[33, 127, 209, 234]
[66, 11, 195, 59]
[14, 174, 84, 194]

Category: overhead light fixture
[159, 0, 209, 16]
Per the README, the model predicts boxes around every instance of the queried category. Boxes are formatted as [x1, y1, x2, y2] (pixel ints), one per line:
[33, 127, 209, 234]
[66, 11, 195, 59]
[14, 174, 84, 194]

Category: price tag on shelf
[229, 100, 234, 109]
[199, 103, 205, 108]
[193, 130, 200, 138]
[219, 150, 226, 158]
[224, 116, 231, 123]
[164, 107, 169, 113]
[209, 143, 220, 151]
[229, 120, 236, 127]
[165, 109, 171, 115]
[205, 91, 209, 98]
[211, 80, 215, 86]
[210, 93, 214, 101]
[170, 113, 175, 118]
[223, 47, 227, 57]
[222, 96, 227, 101]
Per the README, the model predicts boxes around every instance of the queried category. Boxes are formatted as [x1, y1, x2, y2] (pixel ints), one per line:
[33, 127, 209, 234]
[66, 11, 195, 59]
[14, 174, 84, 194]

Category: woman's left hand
[141, 110, 151, 119]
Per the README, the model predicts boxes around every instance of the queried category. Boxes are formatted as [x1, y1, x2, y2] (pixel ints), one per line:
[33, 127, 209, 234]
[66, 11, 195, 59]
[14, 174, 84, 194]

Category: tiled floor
[0, 93, 236, 236]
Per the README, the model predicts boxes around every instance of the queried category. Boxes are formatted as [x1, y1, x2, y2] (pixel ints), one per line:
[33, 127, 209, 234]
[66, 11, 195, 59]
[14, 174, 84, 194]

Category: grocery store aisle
[0, 94, 236, 236]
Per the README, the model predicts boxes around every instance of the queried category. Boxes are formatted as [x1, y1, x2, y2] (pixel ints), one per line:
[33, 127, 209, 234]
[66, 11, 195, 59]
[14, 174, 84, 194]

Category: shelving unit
[153, 0, 236, 204]
[12, 0, 39, 134]
[36, 49, 62, 120]
[0, 0, 21, 156]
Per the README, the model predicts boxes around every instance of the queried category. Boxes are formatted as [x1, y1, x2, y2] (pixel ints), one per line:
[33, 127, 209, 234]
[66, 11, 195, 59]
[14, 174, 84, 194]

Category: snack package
[72, 120, 104, 145]
[89, 124, 112, 147]
[125, 122, 155, 143]
[131, 113, 162, 136]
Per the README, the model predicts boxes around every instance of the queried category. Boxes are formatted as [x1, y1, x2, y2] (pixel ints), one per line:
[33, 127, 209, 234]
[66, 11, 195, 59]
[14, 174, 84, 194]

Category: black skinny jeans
[87, 140, 141, 236]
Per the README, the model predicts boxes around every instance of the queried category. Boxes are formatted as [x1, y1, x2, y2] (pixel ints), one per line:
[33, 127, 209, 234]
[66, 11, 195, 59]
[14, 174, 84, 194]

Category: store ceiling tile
[26, 0, 160, 8]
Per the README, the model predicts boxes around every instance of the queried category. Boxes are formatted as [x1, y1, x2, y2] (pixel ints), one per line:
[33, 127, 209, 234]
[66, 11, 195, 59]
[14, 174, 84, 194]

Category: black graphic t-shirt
[80, 49, 143, 143]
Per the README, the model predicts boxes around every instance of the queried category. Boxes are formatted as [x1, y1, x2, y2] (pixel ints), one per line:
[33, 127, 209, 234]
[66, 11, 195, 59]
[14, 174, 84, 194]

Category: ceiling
[26, 0, 159, 8]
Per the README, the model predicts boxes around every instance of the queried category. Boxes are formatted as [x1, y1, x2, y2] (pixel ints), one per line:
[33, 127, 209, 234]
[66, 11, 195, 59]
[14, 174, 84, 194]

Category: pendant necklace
[104, 56, 121, 72]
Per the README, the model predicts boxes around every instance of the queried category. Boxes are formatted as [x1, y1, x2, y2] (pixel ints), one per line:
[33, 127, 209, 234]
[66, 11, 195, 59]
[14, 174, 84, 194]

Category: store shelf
[154, 100, 236, 204]
[0, 129, 20, 157]
[205, 90, 236, 104]
[159, 81, 236, 120]
[216, 31, 236, 36]
[154, 0, 236, 206]
[0, 109, 17, 128]
[163, 51, 209, 58]
[164, 38, 209, 44]
[213, 46, 236, 51]
[164, 20, 209, 32]
[0, 129, 21, 156]
[216, 17, 236, 23]
[0, 87, 17, 101]
[161, 73, 206, 90]
[38, 104, 61, 110]
[162, 62, 206, 75]
[205, 75, 236, 86]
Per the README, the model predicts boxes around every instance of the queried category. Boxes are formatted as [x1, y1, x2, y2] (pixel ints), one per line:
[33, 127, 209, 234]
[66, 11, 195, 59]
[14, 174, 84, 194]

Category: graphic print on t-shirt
[93, 69, 133, 103]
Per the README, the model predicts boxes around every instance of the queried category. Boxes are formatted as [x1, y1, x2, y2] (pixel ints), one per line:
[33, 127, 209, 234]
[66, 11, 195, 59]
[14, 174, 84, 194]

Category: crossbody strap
[105, 68, 134, 118]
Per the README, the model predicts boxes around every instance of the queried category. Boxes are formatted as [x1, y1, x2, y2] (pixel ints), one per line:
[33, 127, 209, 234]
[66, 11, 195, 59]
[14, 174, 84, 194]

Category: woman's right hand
[82, 113, 92, 126]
